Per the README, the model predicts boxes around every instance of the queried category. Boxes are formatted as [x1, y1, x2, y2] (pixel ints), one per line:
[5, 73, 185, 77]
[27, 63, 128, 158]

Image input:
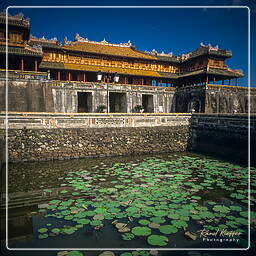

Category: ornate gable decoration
[24, 43, 43, 53]
[66, 33, 134, 48]
[30, 35, 60, 45]
[0, 10, 30, 26]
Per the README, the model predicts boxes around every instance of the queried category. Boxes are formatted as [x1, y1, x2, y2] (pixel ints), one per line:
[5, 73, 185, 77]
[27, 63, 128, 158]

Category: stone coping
[0, 112, 191, 129]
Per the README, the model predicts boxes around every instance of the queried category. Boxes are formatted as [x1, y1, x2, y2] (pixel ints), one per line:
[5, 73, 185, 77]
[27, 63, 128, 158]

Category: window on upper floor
[0, 31, 5, 39]
[9, 33, 23, 43]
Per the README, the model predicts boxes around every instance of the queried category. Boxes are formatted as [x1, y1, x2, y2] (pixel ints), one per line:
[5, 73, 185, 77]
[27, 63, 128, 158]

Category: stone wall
[173, 84, 256, 113]
[205, 85, 256, 113]
[0, 80, 54, 112]
[0, 113, 190, 129]
[51, 82, 175, 113]
[189, 114, 256, 166]
[6, 126, 189, 162]
[1, 78, 255, 114]
[2, 113, 254, 164]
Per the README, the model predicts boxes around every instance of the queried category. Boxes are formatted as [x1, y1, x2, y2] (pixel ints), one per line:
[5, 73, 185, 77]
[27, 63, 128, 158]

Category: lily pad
[121, 233, 135, 241]
[138, 219, 150, 225]
[159, 225, 178, 234]
[147, 234, 168, 246]
[131, 226, 151, 236]
[38, 228, 48, 233]
[67, 251, 84, 256]
[38, 233, 48, 239]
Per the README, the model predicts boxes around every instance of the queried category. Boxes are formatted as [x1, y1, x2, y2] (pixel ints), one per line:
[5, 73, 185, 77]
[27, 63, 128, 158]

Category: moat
[1, 152, 255, 256]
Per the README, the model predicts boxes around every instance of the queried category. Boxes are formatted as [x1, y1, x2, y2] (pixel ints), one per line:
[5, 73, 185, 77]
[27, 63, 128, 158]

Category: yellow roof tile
[63, 42, 157, 60]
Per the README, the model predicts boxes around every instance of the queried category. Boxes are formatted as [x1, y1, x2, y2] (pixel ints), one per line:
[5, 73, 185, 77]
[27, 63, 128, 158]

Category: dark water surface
[1, 152, 256, 256]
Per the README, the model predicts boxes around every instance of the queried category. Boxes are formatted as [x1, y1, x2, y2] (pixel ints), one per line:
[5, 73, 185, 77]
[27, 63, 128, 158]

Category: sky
[0, 0, 255, 87]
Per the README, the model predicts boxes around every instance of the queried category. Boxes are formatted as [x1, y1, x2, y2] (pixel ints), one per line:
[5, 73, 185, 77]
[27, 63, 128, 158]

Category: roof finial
[101, 38, 108, 43]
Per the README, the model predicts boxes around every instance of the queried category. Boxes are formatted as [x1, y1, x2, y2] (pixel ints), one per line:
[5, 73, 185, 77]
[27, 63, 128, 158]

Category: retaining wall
[189, 114, 255, 166]
[1, 113, 254, 165]
[6, 126, 189, 162]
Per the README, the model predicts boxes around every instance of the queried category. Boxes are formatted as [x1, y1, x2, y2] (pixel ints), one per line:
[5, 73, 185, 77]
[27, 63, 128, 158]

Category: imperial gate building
[0, 12, 255, 114]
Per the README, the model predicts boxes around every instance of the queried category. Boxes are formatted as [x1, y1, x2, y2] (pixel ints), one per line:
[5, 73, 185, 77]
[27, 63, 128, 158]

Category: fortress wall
[0, 80, 54, 112]
[1, 113, 254, 164]
[5, 125, 189, 162]
[1, 79, 255, 114]
[51, 82, 176, 113]
[204, 85, 256, 113]
[189, 114, 256, 166]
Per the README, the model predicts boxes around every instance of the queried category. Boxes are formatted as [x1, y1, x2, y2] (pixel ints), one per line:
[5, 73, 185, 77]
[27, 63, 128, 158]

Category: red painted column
[57, 71, 60, 80]
[34, 60, 38, 72]
[21, 58, 24, 71]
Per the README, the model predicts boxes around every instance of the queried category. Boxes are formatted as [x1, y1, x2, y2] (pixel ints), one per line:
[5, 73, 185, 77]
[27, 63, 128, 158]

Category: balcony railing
[0, 69, 48, 80]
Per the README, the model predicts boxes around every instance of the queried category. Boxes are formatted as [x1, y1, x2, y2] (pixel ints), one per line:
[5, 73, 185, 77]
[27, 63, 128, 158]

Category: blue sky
[1, 0, 255, 87]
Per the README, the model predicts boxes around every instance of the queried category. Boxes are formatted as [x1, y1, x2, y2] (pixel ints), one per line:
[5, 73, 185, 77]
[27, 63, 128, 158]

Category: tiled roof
[0, 13, 30, 28]
[29, 41, 61, 49]
[63, 42, 158, 60]
[208, 67, 243, 78]
[178, 68, 243, 79]
[0, 45, 42, 57]
[179, 69, 205, 78]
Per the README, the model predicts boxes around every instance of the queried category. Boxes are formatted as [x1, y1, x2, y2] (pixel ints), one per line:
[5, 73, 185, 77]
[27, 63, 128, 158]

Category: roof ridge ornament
[69, 35, 133, 48]
[75, 33, 89, 42]
[24, 43, 43, 53]
[101, 38, 108, 43]
[64, 37, 73, 45]
[0, 10, 30, 25]
[30, 35, 58, 44]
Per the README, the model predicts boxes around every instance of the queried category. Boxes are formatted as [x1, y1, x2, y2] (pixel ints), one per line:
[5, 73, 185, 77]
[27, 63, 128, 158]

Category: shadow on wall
[170, 85, 253, 114]
[170, 86, 206, 113]
[187, 114, 255, 166]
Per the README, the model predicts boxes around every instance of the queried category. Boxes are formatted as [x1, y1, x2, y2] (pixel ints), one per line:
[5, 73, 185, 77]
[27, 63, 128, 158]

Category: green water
[3, 152, 256, 255]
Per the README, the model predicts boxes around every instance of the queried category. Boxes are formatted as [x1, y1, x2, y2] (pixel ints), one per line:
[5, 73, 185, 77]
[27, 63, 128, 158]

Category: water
[1, 152, 256, 256]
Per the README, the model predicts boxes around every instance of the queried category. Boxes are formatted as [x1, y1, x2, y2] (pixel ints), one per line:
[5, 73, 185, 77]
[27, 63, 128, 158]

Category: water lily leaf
[230, 206, 242, 212]
[38, 228, 48, 233]
[38, 233, 48, 239]
[131, 226, 151, 236]
[147, 234, 168, 246]
[115, 223, 127, 229]
[120, 253, 133, 256]
[99, 251, 115, 256]
[159, 225, 178, 234]
[138, 219, 150, 225]
[148, 223, 160, 229]
[150, 217, 166, 224]
[66, 251, 84, 256]
[213, 205, 230, 213]
[90, 220, 102, 226]
[171, 220, 188, 228]
[121, 233, 135, 241]
[93, 214, 104, 220]
[51, 228, 61, 234]
[62, 227, 77, 235]
[76, 219, 90, 225]
[152, 210, 167, 217]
